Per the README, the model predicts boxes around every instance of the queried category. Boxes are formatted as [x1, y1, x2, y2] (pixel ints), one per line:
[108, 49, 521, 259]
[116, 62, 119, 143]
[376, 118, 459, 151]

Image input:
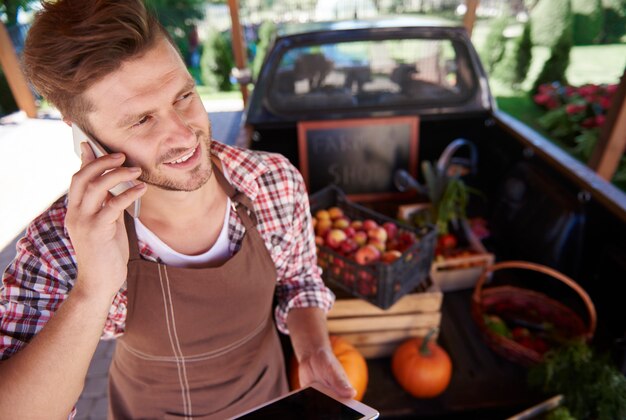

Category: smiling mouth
[164, 146, 198, 165]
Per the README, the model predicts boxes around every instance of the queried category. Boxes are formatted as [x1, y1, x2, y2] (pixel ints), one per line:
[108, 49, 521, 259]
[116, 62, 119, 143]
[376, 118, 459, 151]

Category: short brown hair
[23, 0, 166, 128]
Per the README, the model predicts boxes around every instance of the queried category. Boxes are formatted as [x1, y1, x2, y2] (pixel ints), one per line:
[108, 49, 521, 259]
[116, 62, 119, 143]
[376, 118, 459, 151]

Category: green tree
[201, 30, 235, 92]
[513, 21, 533, 85]
[0, 0, 34, 26]
[481, 17, 508, 74]
[602, 0, 626, 43]
[530, 0, 572, 48]
[532, 25, 572, 92]
[251, 20, 276, 81]
[145, 0, 206, 64]
[572, 0, 603, 44]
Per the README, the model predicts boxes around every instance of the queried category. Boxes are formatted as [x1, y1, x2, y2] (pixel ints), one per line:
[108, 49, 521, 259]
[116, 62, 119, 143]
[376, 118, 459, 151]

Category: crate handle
[472, 261, 597, 339]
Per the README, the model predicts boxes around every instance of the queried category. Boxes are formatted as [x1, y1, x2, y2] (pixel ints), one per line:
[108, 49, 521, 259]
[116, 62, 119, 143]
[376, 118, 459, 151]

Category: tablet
[231, 383, 379, 419]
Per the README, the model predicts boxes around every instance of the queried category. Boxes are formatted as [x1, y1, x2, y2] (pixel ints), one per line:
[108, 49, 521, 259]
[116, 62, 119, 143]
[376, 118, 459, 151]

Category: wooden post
[0, 22, 37, 118]
[227, 0, 249, 106]
[588, 70, 626, 181]
[463, 0, 479, 38]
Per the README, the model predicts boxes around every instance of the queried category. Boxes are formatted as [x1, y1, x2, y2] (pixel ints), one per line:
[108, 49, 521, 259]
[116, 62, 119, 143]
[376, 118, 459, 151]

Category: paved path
[0, 101, 243, 419]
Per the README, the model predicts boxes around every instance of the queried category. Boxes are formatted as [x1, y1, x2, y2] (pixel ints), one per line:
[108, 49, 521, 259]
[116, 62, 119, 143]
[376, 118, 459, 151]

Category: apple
[381, 250, 402, 264]
[357, 271, 377, 296]
[398, 231, 417, 247]
[354, 244, 381, 265]
[353, 231, 368, 246]
[315, 218, 333, 237]
[328, 206, 344, 220]
[343, 227, 356, 238]
[350, 220, 363, 231]
[314, 236, 324, 246]
[339, 238, 358, 255]
[333, 217, 351, 229]
[382, 222, 398, 240]
[325, 229, 347, 248]
[367, 238, 386, 253]
[362, 219, 378, 231]
[367, 226, 388, 244]
[315, 209, 331, 221]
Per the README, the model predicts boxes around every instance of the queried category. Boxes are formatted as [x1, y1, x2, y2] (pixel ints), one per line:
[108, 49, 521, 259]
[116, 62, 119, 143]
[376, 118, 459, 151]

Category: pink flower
[566, 104, 586, 114]
[598, 96, 613, 110]
[538, 84, 556, 94]
[606, 84, 619, 95]
[546, 98, 560, 110]
[581, 117, 597, 128]
[533, 93, 551, 106]
[578, 84, 599, 97]
[595, 115, 606, 127]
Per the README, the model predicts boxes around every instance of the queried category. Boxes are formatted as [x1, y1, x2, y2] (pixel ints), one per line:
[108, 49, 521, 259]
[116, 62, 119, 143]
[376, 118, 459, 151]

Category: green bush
[494, 21, 534, 87]
[602, 0, 626, 43]
[532, 27, 572, 92]
[251, 21, 276, 81]
[572, 0, 603, 44]
[514, 21, 533, 85]
[200, 30, 235, 93]
[481, 17, 508, 74]
[530, 0, 572, 48]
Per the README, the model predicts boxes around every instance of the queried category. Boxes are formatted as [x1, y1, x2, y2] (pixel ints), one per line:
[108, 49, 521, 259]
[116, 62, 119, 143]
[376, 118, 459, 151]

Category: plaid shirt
[1, 141, 334, 361]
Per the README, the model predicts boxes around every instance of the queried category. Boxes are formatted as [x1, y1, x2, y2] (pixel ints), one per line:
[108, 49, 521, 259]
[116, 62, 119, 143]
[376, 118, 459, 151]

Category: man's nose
[164, 110, 195, 144]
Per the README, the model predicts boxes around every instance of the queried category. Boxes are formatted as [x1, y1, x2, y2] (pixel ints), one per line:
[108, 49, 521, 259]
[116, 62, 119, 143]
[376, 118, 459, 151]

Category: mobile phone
[72, 124, 141, 217]
[231, 383, 379, 420]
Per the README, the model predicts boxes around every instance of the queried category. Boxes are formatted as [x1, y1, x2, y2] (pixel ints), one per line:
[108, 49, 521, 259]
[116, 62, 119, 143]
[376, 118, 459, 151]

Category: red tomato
[438, 234, 458, 250]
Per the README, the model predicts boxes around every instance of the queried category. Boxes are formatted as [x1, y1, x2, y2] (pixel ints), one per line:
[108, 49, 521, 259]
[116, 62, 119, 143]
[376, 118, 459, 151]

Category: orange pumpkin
[391, 329, 452, 398]
[290, 335, 369, 401]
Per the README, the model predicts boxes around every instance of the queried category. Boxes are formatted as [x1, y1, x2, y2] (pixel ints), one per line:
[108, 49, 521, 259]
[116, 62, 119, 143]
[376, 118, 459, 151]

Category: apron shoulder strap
[213, 163, 258, 229]
[124, 211, 142, 261]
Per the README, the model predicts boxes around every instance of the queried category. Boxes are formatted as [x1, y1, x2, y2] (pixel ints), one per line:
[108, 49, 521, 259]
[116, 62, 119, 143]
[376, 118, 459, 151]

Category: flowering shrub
[533, 82, 618, 160]
[533, 82, 626, 190]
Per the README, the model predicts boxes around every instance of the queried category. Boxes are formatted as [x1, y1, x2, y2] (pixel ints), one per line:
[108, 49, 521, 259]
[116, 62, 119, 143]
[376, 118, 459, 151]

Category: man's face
[82, 36, 212, 192]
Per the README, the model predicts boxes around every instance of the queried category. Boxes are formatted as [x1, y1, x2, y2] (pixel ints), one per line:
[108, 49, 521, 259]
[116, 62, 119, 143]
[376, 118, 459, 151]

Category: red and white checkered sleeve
[1, 206, 76, 360]
[273, 164, 335, 334]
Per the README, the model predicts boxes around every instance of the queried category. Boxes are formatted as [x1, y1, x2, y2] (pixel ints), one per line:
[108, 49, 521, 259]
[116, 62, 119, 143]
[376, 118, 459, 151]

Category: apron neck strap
[125, 211, 142, 261]
[212, 163, 258, 229]
[123, 161, 259, 260]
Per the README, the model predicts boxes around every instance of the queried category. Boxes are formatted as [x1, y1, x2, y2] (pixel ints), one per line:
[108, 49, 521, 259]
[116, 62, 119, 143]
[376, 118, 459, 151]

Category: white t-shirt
[134, 168, 232, 268]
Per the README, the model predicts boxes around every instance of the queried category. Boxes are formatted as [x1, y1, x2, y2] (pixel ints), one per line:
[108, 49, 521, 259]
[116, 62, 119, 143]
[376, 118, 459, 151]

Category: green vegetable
[529, 341, 626, 420]
[484, 314, 511, 338]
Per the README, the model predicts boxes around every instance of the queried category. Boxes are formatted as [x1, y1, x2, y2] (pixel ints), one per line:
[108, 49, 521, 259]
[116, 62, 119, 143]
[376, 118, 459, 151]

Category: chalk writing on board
[298, 117, 419, 200]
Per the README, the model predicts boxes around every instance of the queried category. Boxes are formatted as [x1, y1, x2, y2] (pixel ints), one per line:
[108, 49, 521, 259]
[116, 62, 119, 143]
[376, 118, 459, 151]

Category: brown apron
[108, 166, 288, 419]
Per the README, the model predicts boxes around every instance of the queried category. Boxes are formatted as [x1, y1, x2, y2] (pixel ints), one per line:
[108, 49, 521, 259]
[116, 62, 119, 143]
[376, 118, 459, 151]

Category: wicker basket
[471, 261, 597, 366]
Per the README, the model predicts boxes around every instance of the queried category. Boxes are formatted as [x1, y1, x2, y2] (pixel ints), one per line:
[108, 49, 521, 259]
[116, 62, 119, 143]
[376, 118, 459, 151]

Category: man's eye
[133, 116, 150, 127]
[179, 92, 194, 101]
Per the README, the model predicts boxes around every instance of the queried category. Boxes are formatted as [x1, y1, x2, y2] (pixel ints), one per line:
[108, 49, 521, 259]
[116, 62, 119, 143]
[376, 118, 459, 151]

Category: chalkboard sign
[298, 116, 419, 201]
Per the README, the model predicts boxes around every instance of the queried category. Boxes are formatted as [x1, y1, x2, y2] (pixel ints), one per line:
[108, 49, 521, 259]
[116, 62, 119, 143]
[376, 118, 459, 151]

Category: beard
[138, 131, 213, 192]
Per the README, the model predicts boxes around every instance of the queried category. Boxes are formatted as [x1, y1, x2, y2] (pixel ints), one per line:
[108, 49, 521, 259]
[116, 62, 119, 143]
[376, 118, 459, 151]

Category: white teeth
[168, 148, 195, 164]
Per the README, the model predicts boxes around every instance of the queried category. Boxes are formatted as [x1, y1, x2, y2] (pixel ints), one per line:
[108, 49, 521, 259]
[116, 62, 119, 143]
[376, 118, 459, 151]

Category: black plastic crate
[309, 185, 437, 309]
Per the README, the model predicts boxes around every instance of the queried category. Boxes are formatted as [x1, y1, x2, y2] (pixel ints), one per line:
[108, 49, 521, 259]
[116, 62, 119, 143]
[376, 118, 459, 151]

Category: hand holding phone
[72, 124, 141, 217]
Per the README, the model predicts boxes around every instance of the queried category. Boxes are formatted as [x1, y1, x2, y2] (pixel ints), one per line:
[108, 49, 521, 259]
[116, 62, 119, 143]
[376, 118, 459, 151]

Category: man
[0, 0, 355, 418]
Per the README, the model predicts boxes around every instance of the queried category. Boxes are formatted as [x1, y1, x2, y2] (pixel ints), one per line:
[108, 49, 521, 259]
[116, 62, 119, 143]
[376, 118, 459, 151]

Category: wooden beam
[0, 22, 37, 118]
[463, 0, 479, 38]
[227, 0, 249, 106]
[588, 70, 626, 181]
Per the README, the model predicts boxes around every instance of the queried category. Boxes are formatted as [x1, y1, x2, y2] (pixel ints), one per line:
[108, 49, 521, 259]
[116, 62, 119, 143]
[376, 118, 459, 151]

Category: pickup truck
[236, 17, 626, 418]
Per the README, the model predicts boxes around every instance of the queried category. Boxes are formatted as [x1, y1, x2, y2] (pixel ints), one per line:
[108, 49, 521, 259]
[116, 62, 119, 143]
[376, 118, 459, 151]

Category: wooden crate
[397, 203, 494, 292]
[430, 221, 494, 292]
[327, 291, 443, 359]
